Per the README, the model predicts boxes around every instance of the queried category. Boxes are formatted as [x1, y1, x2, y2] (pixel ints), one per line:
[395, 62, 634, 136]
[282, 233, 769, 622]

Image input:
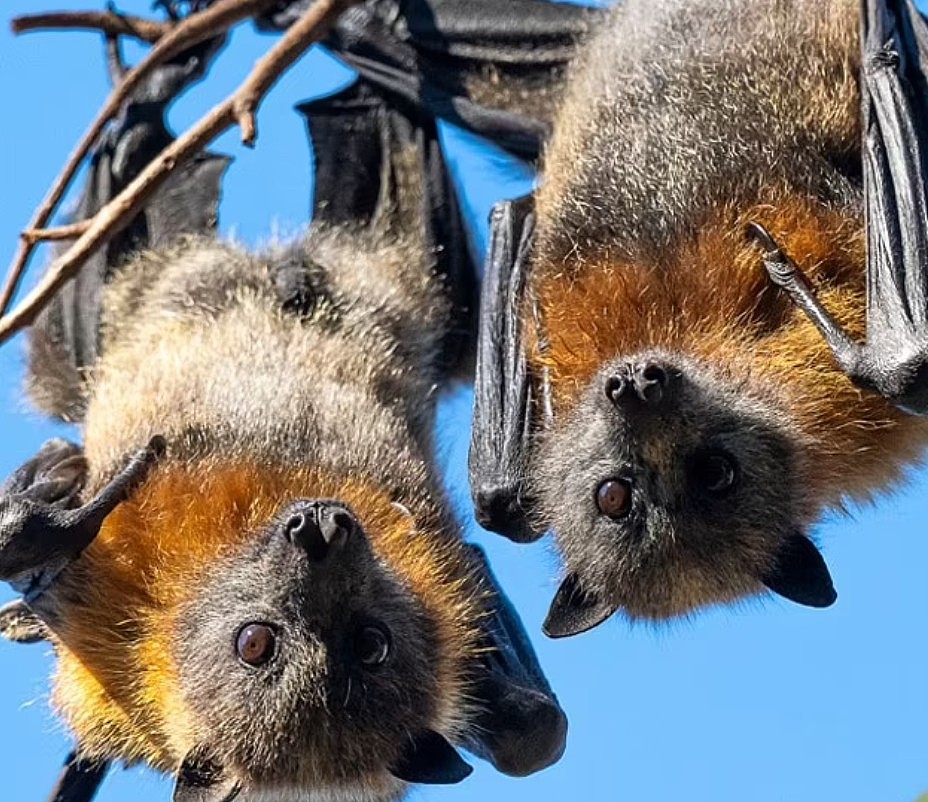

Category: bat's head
[45, 462, 482, 802]
[172, 498, 472, 800]
[534, 349, 836, 635]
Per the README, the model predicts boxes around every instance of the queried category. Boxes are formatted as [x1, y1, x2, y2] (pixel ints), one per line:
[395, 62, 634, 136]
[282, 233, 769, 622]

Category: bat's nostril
[608, 362, 674, 407]
[604, 375, 629, 405]
[640, 364, 668, 387]
[285, 510, 314, 542]
[285, 506, 328, 562]
[320, 507, 355, 550]
[285, 512, 308, 539]
[635, 362, 671, 404]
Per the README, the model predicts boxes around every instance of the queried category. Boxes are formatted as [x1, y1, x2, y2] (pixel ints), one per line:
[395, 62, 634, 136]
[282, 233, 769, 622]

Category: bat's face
[173, 497, 468, 798]
[533, 350, 836, 634]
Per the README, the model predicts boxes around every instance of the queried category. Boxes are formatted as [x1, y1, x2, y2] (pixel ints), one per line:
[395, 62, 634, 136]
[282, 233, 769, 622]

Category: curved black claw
[0, 436, 165, 600]
[746, 222, 810, 290]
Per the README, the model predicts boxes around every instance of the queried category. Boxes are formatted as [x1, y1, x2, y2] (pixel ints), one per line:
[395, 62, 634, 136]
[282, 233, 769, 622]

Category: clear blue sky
[1, 2, 927, 801]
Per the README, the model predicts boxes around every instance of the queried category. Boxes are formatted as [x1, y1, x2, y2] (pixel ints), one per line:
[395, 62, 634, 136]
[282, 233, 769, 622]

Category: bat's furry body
[25, 212, 486, 799]
[519, 0, 928, 625]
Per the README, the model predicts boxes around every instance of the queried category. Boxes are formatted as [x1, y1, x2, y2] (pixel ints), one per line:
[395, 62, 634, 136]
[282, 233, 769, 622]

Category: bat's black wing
[27, 32, 230, 423]
[754, 0, 928, 413]
[467, 195, 544, 542]
[463, 544, 566, 776]
[0, 437, 163, 602]
[0, 436, 163, 802]
[299, 77, 475, 370]
[300, 82, 389, 229]
[285, 0, 600, 373]
[261, 0, 602, 162]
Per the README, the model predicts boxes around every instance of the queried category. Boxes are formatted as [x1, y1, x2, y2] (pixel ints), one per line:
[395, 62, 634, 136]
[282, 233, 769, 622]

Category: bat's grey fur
[536, 0, 860, 265]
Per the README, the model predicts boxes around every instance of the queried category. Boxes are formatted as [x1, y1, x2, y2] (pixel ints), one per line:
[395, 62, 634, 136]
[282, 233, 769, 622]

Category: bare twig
[11, 11, 172, 44]
[233, 0, 357, 147]
[21, 223, 92, 244]
[0, 0, 278, 319]
[0, 0, 360, 345]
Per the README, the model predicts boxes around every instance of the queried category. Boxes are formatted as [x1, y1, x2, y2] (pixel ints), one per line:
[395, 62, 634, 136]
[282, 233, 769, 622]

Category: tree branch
[21, 223, 92, 245]
[0, 0, 360, 345]
[0, 0, 278, 319]
[11, 11, 172, 44]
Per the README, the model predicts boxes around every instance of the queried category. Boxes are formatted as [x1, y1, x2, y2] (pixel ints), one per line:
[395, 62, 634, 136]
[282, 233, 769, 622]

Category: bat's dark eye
[354, 624, 391, 668]
[236, 623, 277, 667]
[692, 451, 738, 495]
[596, 478, 632, 518]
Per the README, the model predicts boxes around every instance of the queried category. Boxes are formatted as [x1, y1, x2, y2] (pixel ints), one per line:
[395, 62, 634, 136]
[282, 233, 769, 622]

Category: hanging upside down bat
[470, 0, 928, 634]
[0, 0, 600, 798]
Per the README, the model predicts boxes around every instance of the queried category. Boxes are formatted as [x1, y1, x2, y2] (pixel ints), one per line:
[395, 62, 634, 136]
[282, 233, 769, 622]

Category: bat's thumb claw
[745, 221, 781, 255]
[146, 434, 168, 461]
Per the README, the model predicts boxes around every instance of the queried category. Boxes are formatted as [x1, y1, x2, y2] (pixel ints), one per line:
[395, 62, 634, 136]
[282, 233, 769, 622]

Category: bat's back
[537, 0, 861, 264]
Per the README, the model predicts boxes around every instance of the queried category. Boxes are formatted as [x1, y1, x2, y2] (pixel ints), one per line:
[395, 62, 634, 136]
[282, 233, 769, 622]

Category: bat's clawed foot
[1, 438, 87, 506]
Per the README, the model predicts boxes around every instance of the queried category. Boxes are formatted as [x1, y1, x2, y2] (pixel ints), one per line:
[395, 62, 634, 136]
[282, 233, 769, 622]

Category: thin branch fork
[11, 11, 172, 44]
[0, 0, 361, 346]
[21, 223, 92, 245]
[0, 0, 279, 319]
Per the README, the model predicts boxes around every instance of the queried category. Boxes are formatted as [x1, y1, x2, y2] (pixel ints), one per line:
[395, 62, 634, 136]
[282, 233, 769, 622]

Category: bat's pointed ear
[389, 731, 473, 785]
[762, 533, 837, 608]
[0, 599, 49, 644]
[173, 750, 241, 802]
[543, 573, 618, 638]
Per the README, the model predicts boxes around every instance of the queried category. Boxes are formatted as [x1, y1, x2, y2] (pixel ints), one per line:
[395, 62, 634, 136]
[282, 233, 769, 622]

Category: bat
[469, 0, 928, 635]
[5, 80, 563, 802]
[0, 0, 600, 798]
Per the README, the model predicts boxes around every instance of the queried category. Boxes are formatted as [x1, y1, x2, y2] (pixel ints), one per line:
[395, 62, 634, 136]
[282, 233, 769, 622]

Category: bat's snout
[604, 360, 676, 407]
[281, 500, 356, 562]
